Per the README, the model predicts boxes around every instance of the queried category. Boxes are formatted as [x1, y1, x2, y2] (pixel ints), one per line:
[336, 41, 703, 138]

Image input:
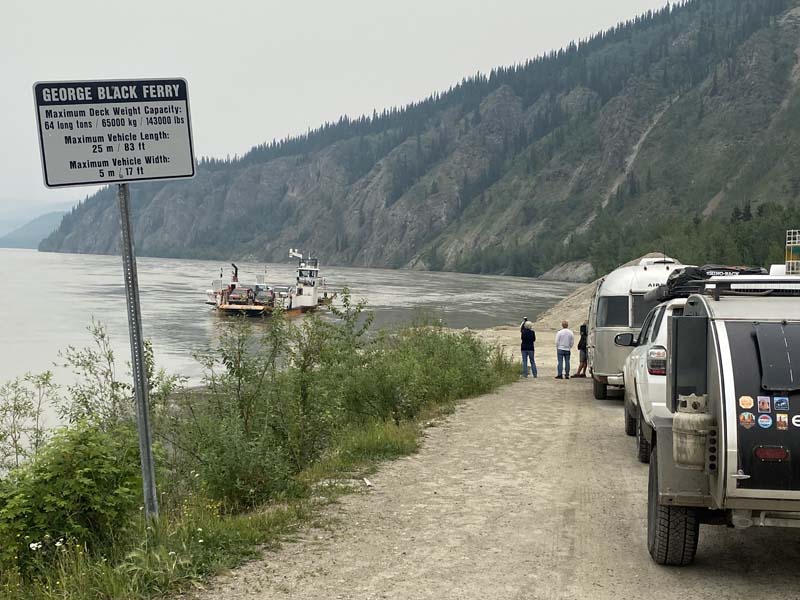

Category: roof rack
[644, 282, 704, 303]
[643, 265, 769, 303]
[705, 276, 800, 300]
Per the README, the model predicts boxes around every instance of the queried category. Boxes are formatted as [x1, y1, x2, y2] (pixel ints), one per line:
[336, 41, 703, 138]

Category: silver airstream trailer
[588, 257, 683, 399]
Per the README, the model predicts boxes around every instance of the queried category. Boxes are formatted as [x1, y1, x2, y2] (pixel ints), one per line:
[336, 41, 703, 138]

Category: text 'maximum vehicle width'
[33, 78, 195, 188]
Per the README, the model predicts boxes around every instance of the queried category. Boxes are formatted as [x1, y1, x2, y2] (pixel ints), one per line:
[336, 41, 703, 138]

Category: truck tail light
[647, 346, 667, 376]
[754, 446, 790, 462]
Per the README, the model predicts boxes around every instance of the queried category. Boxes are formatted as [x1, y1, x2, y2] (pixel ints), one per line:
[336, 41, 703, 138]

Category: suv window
[645, 306, 666, 343]
[597, 296, 628, 327]
[652, 305, 682, 342]
[632, 294, 659, 328]
[638, 307, 658, 344]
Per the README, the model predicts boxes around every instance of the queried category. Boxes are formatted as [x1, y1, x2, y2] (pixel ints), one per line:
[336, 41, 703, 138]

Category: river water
[0, 248, 577, 388]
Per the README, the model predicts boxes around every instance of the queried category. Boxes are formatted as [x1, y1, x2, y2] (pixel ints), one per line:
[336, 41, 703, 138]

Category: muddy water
[0, 248, 577, 389]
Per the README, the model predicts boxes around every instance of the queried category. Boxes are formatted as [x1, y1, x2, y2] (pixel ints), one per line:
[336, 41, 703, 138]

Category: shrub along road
[192, 333, 800, 600]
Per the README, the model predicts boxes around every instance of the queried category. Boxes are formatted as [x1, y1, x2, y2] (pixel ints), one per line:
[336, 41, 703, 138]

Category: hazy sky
[1, 0, 668, 218]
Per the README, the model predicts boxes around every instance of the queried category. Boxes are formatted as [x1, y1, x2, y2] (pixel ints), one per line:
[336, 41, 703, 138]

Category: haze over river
[0, 248, 578, 388]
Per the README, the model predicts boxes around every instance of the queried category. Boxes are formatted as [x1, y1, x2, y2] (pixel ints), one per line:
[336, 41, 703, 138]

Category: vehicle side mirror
[614, 333, 636, 347]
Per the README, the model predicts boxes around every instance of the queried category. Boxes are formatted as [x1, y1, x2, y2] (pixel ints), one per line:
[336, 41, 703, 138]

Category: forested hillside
[41, 0, 800, 279]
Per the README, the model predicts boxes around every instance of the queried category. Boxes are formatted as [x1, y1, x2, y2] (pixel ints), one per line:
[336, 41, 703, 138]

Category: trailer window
[754, 323, 800, 392]
[597, 296, 628, 327]
[632, 294, 659, 328]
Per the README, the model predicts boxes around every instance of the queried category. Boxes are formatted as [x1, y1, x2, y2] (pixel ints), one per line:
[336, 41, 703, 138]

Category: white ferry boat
[205, 250, 335, 316]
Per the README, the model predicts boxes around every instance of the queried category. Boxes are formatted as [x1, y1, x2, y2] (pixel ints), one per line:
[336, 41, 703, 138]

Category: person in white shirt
[554, 320, 575, 379]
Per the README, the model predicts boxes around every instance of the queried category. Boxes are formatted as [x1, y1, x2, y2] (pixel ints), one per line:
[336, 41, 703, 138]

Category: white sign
[34, 78, 195, 188]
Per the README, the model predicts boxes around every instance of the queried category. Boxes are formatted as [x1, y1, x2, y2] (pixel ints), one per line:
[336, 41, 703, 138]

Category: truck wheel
[647, 446, 699, 566]
[593, 378, 607, 400]
[636, 409, 651, 463]
[624, 401, 636, 437]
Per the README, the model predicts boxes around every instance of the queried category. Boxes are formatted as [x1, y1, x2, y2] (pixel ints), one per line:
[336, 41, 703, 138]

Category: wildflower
[55, 540, 63, 548]
[29, 542, 43, 551]
[198, 539, 204, 544]
[168, 551, 176, 556]
[196, 528, 203, 533]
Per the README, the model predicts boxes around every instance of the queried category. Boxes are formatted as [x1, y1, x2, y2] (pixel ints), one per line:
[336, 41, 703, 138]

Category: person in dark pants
[520, 319, 537, 378]
[574, 323, 588, 378]
[555, 320, 574, 379]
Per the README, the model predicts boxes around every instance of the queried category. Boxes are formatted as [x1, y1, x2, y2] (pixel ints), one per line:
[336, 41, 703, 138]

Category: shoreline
[472, 279, 596, 373]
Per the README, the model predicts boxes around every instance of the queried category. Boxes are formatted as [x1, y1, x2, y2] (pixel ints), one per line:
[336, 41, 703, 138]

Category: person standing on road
[555, 320, 574, 379]
[520, 320, 537, 378]
[574, 323, 588, 378]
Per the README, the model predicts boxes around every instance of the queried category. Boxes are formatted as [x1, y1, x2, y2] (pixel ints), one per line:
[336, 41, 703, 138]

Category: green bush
[163, 300, 516, 509]
[185, 413, 295, 511]
[0, 423, 141, 574]
[380, 325, 515, 420]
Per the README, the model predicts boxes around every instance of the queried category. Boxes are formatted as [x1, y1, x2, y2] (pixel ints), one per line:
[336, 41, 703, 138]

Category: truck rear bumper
[725, 498, 800, 512]
[594, 373, 624, 386]
[592, 371, 625, 387]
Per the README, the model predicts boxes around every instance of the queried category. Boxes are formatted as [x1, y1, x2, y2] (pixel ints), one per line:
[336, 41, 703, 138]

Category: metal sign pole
[117, 183, 159, 520]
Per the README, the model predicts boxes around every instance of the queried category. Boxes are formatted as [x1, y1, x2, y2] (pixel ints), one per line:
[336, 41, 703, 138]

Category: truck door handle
[731, 470, 751, 480]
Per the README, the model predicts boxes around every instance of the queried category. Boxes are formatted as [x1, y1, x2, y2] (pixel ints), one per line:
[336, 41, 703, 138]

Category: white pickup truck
[617, 298, 686, 463]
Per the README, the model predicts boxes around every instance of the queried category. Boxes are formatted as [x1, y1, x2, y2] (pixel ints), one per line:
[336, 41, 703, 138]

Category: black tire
[647, 446, 699, 566]
[593, 377, 608, 400]
[636, 409, 651, 463]
[624, 401, 636, 436]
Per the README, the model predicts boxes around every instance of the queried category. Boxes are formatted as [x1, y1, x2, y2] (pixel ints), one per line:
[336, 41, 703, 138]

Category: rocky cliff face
[41, 1, 800, 279]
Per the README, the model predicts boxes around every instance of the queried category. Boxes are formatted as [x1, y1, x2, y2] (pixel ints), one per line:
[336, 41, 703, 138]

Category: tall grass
[0, 296, 516, 599]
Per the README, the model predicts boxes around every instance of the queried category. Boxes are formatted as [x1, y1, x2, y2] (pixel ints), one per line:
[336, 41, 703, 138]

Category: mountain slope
[41, 0, 799, 278]
[0, 211, 65, 249]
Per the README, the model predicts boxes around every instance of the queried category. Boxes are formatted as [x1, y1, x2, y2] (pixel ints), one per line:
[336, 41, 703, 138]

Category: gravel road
[194, 334, 800, 600]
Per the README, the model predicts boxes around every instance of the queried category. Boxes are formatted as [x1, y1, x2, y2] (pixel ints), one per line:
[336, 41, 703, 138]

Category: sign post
[117, 181, 159, 518]
[34, 78, 196, 520]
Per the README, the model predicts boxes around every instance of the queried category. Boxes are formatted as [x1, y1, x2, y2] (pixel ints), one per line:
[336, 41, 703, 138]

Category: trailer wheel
[593, 378, 608, 400]
[636, 409, 650, 463]
[647, 446, 699, 566]
[624, 401, 636, 436]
